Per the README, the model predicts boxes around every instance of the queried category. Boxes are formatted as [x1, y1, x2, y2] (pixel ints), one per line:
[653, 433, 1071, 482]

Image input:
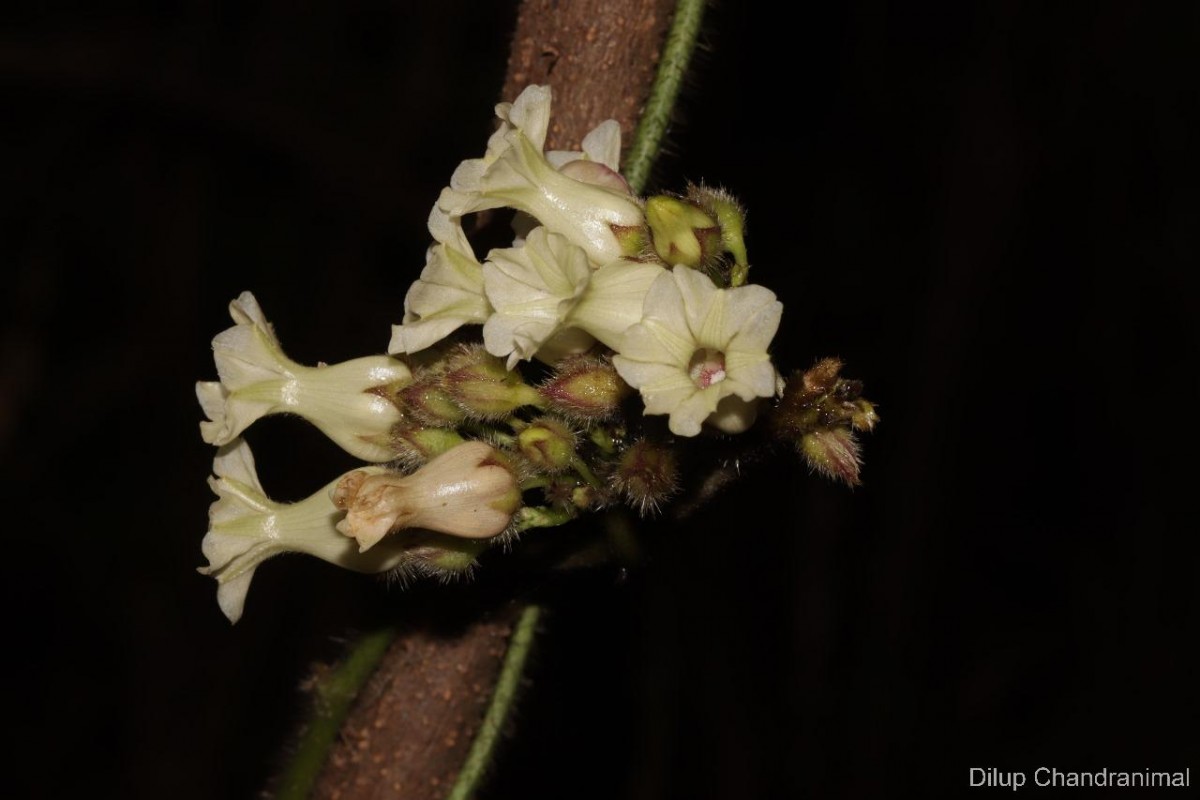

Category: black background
[4, 1, 1196, 798]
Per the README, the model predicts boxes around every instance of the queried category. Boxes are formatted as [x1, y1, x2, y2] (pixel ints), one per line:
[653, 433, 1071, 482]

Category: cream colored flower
[612, 266, 782, 437]
[568, 258, 665, 350]
[197, 291, 410, 462]
[198, 440, 408, 623]
[482, 227, 593, 368]
[439, 85, 644, 265]
[388, 206, 491, 355]
[481, 227, 665, 367]
[333, 440, 522, 552]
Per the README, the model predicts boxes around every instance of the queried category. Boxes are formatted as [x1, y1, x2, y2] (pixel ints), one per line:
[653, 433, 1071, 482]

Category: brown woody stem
[302, 1, 683, 798]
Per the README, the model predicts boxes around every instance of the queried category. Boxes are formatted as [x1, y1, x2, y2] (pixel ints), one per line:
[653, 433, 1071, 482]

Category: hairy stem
[274, 628, 398, 800]
[623, 0, 707, 193]
[445, 605, 542, 800]
[296, 1, 703, 797]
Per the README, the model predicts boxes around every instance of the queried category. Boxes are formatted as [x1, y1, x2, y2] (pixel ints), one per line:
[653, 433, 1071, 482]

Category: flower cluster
[389, 86, 783, 436]
[196, 85, 874, 622]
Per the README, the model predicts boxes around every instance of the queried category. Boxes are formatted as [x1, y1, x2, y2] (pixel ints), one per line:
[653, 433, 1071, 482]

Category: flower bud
[610, 439, 679, 516]
[400, 533, 490, 582]
[333, 441, 522, 552]
[800, 428, 862, 487]
[538, 354, 630, 421]
[442, 345, 543, 419]
[686, 183, 749, 284]
[398, 370, 467, 427]
[644, 195, 722, 269]
[771, 357, 876, 488]
[517, 417, 577, 472]
[851, 399, 879, 433]
[391, 425, 467, 468]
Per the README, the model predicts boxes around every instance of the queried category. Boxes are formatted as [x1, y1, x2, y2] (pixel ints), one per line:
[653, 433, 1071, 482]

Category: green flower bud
[538, 354, 630, 422]
[392, 425, 467, 467]
[851, 399, 879, 433]
[399, 370, 467, 427]
[517, 417, 577, 473]
[404, 533, 490, 582]
[609, 223, 651, 259]
[687, 184, 749, 284]
[443, 345, 542, 419]
[644, 195, 722, 269]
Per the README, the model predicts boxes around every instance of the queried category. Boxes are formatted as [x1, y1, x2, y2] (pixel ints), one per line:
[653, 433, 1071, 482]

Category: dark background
[3, 1, 1196, 797]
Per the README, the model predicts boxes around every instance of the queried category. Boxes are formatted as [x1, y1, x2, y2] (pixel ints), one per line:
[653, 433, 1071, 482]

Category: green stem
[622, 0, 707, 194]
[569, 455, 602, 489]
[446, 605, 542, 800]
[274, 627, 398, 800]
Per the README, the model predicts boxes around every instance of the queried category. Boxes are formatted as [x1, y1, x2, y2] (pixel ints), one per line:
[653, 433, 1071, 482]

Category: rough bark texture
[312, 610, 519, 800]
[503, 0, 677, 150]
[310, 1, 674, 798]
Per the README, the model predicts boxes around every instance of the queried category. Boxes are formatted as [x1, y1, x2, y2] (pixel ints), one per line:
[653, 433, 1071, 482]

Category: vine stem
[623, 0, 707, 194]
[445, 605, 542, 800]
[281, 1, 707, 797]
[274, 627, 398, 800]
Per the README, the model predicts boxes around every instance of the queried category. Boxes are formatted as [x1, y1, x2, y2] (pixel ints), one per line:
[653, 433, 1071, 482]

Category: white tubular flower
[389, 206, 491, 355]
[198, 440, 408, 624]
[440, 85, 644, 265]
[333, 441, 522, 552]
[482, 227, 593, 368]
[197, 292, 410, 462]
[612, 266, 783, 437]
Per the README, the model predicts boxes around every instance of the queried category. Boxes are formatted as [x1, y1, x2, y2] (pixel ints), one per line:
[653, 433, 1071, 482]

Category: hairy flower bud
[333, 441, 522, 552]
[398, 369, 467, 427]
[686, 183, 750, 285]
[442, 345, 542, 419]
[396, 532, 490, 583]
[772, 358, 878, 487]
[800, 428, 862, 487]
[610, 439, 679, 516]
[644, 195, 722, 269]
[538, 354, 630, 421]
[517, 417, 577, 472]
[391, 425, 467, 468]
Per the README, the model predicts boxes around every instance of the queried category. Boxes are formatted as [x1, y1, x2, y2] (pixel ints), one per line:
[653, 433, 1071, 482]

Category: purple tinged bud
[399, 371, 467, 427]
[800, 429, 862, 488]
[442, 345, 543, 419]
[538, 354, 630, 421]
[610, 439, 679, 517]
